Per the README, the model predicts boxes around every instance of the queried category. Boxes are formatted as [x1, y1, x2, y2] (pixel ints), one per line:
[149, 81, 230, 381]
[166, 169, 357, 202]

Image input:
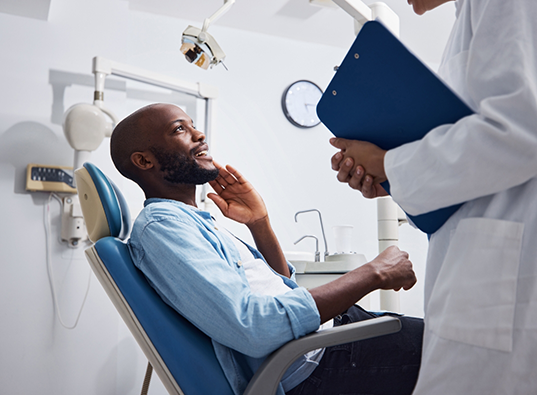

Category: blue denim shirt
[128, 198, 321, 395]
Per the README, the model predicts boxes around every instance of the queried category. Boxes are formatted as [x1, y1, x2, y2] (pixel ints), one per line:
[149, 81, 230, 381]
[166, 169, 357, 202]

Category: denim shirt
[128, 198, 321, 395]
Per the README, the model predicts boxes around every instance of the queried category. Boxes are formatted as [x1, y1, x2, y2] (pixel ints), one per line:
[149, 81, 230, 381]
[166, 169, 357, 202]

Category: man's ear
[131, 151, 155, 171]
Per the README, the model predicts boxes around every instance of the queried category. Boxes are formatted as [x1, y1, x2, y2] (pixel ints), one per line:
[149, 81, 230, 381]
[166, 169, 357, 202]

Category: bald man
[110, 103, 423, 395]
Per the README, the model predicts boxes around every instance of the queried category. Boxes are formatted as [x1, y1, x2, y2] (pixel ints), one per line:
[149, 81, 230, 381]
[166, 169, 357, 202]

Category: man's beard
[150, 147, 219, 185]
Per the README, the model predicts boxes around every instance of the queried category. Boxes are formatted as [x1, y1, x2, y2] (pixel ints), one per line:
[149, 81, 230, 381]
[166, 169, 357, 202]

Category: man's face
[148, 104, 219, 185]
[406, 0, 453, 15]
[151, 147, 219, 184]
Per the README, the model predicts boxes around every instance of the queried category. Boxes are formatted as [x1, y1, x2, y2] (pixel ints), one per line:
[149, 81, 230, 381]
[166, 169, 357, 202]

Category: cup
[332, 225, 354, 254]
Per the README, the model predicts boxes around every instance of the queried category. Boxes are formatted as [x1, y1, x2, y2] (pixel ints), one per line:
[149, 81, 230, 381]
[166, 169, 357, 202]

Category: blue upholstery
[81, 163, 234, 395]
[83, 163, 131, 240]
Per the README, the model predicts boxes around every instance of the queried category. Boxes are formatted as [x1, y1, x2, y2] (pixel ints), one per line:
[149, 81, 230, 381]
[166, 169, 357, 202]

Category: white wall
[0, 1, 454, 394]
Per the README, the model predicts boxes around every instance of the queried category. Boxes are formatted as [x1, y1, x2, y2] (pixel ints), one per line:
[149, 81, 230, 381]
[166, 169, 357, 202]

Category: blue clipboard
[317, 20, 474, 234]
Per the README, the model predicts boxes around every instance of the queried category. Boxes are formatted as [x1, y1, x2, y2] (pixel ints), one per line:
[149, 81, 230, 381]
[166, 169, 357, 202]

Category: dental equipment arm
[201, 0, 236, 38]
[332, 0, 400, 37]
[329, 1, 401, 311]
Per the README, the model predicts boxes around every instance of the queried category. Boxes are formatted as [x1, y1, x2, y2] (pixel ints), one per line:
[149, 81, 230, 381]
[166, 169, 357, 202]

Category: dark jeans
[286, 305, 423, 395]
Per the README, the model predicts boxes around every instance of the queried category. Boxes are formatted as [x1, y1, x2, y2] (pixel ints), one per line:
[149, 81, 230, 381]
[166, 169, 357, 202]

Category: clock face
[282, 80, 323, 128]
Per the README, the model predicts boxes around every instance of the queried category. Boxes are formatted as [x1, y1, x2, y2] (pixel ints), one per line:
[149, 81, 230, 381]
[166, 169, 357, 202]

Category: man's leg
[286, 305, 423, 395]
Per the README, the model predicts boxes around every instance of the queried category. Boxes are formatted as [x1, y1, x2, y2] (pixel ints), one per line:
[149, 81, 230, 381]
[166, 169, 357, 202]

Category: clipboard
[317, 20, 474, 234]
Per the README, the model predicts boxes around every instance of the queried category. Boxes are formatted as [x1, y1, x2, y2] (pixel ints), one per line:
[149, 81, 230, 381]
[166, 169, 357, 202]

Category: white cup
[332, 225, 354, 254]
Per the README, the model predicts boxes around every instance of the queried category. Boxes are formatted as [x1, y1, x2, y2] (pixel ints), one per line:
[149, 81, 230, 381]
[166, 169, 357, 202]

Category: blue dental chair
[75, 162, 401, 395]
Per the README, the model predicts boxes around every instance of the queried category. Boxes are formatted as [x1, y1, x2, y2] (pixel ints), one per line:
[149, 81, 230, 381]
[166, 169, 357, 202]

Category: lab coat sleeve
[384, 0, 537, 216]
[132, 216, 321, 359]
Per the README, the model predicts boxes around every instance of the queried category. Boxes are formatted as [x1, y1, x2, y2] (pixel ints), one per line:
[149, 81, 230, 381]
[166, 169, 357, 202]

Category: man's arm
[310, 246, 416, 323]
[207, 162, 290, 277]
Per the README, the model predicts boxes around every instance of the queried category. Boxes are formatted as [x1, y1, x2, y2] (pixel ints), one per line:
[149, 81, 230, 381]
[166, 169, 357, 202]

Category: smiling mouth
[195, 150, 208, 157]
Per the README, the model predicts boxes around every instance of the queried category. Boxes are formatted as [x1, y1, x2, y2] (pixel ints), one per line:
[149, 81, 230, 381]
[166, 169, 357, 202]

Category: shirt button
[214, 226, 218, 230]
[237, 260, 242, 267]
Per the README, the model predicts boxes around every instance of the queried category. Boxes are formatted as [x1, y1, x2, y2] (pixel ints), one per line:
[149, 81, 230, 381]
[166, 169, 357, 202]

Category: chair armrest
[244, 315, 401, 395]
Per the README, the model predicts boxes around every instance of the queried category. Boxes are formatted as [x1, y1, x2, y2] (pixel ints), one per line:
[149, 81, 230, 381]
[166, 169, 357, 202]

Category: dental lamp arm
[201, 0, 236, 35]
[332, 0, 400, 37]
[92, 57, 218, 99]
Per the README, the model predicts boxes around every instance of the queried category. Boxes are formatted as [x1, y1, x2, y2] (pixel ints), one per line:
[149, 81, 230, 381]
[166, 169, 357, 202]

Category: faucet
[294, 209, 328, 260]
[294, 235, 320, 262]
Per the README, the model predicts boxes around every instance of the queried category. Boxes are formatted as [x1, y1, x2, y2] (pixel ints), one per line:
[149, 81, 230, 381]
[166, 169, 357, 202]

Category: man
[110, 103, 423, 395]
[331, 0, 537, 393]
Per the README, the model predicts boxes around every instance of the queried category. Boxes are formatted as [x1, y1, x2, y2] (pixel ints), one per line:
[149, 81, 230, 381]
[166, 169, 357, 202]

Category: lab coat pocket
[427, 217, 523, 352]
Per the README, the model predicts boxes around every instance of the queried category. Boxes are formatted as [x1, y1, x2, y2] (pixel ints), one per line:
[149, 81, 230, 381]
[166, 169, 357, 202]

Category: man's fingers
[224, 164, 245, 184]
[207, 192, 228, 212]
[208, 180, 224, 194]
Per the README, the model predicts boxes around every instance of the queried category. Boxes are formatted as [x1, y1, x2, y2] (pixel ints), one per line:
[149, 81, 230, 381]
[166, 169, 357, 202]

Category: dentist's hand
[330, 137, 389, 198]
[207, 162, 268, 226]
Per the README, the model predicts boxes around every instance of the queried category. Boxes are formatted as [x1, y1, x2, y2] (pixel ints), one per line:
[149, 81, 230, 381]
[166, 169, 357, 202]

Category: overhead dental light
[180, 0, 235, 70]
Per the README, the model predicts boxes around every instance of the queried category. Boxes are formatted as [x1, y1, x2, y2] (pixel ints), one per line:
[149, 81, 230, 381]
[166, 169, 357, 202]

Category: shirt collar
[144, 197, 213, 220]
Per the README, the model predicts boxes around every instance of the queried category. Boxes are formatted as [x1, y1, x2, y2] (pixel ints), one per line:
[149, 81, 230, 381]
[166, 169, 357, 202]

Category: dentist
[331, 0, 537, 393]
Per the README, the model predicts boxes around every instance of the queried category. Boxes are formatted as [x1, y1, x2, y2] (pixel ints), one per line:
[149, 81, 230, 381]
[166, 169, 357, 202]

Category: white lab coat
[385, 0, 537, 393]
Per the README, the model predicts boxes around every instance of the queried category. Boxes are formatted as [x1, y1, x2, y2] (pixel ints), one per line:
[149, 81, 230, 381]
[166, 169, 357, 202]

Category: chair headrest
[75, 162, 131, 243]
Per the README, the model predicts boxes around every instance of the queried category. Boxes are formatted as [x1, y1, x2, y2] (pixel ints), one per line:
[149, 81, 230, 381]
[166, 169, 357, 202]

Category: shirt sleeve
[132, 215, 320, 358]
[385, 0, 537, 216]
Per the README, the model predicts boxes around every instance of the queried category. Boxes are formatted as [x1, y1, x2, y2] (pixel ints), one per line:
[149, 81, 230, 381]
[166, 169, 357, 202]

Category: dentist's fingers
[329, 137, 351, 150]
[336, 157, 354, 183]
[331, 151, 344, 171]
[330, 137, 350, 171]
[347, 166, 366, 190]
[361, 174, 375, 198]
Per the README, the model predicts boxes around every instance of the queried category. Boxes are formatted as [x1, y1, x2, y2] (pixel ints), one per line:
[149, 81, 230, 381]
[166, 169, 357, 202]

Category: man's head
[110, 103, 219, 200]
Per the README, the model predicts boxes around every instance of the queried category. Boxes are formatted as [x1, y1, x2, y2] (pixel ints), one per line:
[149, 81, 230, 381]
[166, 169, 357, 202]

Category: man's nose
[191, 128, 206, 141]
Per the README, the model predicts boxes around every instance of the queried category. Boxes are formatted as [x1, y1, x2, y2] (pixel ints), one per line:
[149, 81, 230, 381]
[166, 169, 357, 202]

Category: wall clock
[281, 80, 323, 128]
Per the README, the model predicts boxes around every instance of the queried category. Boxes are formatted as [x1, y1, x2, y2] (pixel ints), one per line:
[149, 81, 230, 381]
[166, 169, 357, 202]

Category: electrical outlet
[26, 164, 77, 193]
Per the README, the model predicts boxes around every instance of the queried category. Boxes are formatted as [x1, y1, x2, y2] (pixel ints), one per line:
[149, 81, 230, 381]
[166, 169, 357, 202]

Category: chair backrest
[75, 163, 234, 395]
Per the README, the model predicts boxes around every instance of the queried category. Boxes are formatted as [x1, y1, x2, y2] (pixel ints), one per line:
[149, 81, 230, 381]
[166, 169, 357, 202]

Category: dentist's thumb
[329, 137, 350, 149]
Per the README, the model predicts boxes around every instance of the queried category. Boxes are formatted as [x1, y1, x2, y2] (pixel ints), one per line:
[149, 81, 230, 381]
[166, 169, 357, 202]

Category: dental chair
[75, 162, 402, 395]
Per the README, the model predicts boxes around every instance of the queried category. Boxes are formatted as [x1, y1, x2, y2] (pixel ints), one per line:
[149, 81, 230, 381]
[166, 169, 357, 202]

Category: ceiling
[126, 0, 457, 65]
[0, 0, 457, 65]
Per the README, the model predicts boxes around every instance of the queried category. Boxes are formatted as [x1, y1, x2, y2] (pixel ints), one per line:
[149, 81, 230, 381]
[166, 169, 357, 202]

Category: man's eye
[174, 125, 184, 132]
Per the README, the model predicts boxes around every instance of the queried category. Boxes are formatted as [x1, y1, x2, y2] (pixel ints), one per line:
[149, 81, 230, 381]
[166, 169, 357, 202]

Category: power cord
[44, 192, 91, 329]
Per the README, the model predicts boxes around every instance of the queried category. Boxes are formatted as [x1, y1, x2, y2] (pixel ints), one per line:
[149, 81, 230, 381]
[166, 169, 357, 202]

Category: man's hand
[330, 137, 389, 198]
[309, 245, 416, 323]
[367, 246, 417, 291]
[207, 162, 268, 226]
[208, 162, 290, 278]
